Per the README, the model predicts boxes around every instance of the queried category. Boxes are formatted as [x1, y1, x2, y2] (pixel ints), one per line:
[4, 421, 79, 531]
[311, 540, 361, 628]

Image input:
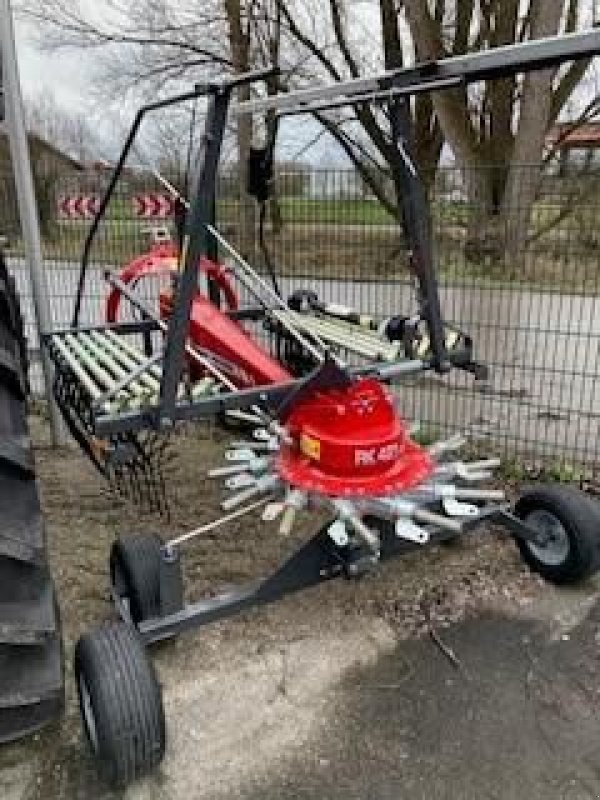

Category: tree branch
[314, 112, 396, 216]
[277, 1, 342, 82]
[328, 0, 360, 78]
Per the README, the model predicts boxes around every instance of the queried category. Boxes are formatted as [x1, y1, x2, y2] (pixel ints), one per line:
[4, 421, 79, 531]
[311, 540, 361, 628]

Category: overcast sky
[10, 5, 600, 166]
[12, 11, 336, 163]
[15, 16, 94, 110]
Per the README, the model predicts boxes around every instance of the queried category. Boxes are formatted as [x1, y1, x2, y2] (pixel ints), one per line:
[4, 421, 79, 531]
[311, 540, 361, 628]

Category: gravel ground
[1, 413, 598, 799]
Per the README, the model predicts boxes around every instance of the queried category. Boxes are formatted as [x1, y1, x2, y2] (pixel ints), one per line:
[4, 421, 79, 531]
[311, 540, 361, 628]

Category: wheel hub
[524, 508, 570, 566]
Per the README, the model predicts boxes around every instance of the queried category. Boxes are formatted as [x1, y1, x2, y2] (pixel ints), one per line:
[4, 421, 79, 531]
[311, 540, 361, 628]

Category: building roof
[0, 131, 84, 171]
[546, 121, 600, 149]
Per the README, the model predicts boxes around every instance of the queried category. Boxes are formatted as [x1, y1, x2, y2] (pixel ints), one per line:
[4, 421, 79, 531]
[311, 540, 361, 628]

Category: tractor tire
[0, 251, 64, 743]
[74, 621, 165, 788]
[514, 484, 600, 585]
[110, 534, 164, 625]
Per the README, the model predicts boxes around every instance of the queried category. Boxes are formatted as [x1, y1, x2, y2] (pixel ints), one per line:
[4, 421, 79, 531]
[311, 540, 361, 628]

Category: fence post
[0, 0, 64, 445]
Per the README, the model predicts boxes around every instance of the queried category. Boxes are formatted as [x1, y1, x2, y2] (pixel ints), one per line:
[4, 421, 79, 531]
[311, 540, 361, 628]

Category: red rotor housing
[105, 242, 290, 388]
[277, 378, 434, 497]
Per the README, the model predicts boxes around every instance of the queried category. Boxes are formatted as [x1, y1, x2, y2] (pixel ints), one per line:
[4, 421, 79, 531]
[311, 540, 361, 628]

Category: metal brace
[395, 518, 429, 544]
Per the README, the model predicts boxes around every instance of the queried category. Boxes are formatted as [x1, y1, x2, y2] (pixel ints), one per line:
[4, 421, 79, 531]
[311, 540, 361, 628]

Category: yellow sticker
[300, 434, 321, 461]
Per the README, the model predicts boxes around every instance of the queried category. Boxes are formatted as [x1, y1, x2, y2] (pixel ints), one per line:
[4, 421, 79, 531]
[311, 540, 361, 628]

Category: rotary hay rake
[42, 30, 600, 788]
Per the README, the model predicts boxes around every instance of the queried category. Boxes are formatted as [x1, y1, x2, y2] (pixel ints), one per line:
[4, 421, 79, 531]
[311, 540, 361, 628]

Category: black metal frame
[123, 504, 541, 645]
[60, 30, 600, 441]
[55, 29, 600, 689]
[236, 30, 600, 117]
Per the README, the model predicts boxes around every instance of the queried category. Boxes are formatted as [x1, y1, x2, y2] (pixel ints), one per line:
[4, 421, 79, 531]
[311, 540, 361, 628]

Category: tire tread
[74, 621, 165, 787]
[514, 484, 600, 584]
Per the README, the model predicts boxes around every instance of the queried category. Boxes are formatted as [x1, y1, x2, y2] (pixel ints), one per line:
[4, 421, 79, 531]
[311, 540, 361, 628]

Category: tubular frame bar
[72, 83, 216, 327]
[158, 89, 231, 419]
[134, 504, 539, 645]
[92, 354, 451, 436]
[71, 68, 277, 328]
[45, 320, 159, 339]
[93, 351, 164, 410]
[273, 76, 463, 117]
[235, 30, 600, 116]
[104, 271, 245, 389]
[388, 97, 448, 370]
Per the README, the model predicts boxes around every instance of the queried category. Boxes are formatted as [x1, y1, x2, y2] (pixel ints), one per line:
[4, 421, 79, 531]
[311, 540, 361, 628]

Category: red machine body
[277, 378, 434, 497]
[106, 243, 291, 388]
[159, 291, 290, 387]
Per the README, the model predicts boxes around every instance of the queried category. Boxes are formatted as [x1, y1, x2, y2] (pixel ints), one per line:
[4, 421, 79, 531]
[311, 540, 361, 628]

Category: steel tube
[167, 495, 275, 548]
[280, 312, 375, 345]
[267, 77, 462, 117]
[206, 225, 330, 363]
[105, 273, 239, 391]
[64, 334, 131, 402]
[50, 336, 104, 401]
[90, 331, 161, 391]
[104, 273, 280, 432]
[235, 31, 600, 116]
[279, 311, 401, 361]
[412, 507, 462, 533]
[103, 330, 163, 379]
[1, 0, 64, 443]
[450, 488, 504, 501]
[77, 333, 152, 399]
[93, 352, 165, 410]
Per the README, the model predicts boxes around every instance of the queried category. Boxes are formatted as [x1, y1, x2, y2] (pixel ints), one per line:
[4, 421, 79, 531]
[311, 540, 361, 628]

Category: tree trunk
[500, 0, 563, 267]
[224, 0, 256, 259]
[405, 0, 566, 268]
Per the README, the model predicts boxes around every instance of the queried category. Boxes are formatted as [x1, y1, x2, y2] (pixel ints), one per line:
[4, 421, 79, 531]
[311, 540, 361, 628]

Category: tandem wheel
[514, 484, 600, 585]
[74, 621, 166, 788]
[110, 533, 184, 626]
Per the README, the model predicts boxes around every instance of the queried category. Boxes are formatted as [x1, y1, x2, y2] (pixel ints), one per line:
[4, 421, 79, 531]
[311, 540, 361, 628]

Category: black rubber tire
[0, 249, 63, 744]
[0, 255, 27, 379]
[74, 621, 165, 788]
[514, 484, 600, 585]
[109, 534, 163, 626]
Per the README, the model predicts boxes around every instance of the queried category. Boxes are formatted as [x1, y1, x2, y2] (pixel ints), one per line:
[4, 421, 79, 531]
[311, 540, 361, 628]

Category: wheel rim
[523, 508, 570, 566]
[78, 675, 99, 753]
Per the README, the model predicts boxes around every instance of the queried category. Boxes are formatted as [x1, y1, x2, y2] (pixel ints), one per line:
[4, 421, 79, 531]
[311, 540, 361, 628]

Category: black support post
[206, 192, 221, 307]
[159, 89, 231, 420]
[388, 98, 449, 372]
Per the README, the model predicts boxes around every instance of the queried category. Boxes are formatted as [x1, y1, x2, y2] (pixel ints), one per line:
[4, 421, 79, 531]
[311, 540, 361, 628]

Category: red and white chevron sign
[132, 193, 175, 218]
[58, 195, 100, 219]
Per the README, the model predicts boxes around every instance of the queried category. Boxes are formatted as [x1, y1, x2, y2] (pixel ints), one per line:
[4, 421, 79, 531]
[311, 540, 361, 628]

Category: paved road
[249, 598, 600, 800]
[2, 577, 600, 800]
[6, 256, 600, 462]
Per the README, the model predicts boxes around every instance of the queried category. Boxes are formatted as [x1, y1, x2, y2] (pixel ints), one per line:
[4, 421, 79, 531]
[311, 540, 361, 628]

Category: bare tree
[402, 0, 599, 262]
[18, 0, 278, 255]
[26, 91, 100, 163]
[275, 0, 444, 222]
[19, 0, 598, 265]
[18, 0, 233, 97]
[268, 0, 598, 263]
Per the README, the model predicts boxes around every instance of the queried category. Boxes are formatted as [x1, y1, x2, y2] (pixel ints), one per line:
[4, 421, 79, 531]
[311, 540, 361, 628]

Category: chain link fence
[1, 157, 599, 474]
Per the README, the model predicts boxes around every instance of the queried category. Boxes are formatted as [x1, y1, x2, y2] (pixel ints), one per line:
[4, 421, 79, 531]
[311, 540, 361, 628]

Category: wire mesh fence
[1, 157, 599, 474]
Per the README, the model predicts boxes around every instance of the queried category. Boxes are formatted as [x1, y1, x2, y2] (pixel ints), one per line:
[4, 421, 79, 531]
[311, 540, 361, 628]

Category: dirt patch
[0, 412, 568, 799]
[31, 413, 545, 649]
